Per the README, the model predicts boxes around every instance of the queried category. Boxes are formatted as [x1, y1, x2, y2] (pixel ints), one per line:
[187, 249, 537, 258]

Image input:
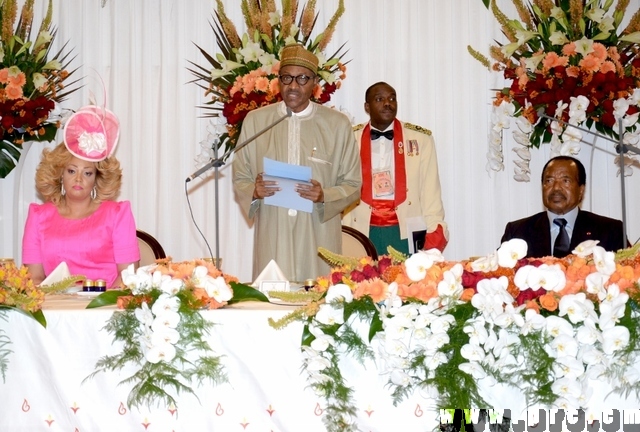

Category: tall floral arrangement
[189, 0, 348, 161]
[271, 241, 640, 430]
[469, 0, 640, 181]
[0, 0, 79, 178]
[87, 259, 267, 409]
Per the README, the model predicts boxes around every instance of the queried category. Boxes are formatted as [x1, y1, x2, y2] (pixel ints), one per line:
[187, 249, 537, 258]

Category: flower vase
[12, 141, 34, 260]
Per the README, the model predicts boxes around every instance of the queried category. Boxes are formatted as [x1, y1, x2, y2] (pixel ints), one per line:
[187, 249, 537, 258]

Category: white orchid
[405, 249, 444, 281]
[151, 310, 181, 331]
[497, 238, 528, 268]
[521, 308, 546, 335]
[558, 293, 595, 324]
[437, 263, 463, 298]
[592, 246, 616, 275]
[151, 326, 180, 346]
[315, 303, 345, 326]
[151, 293, 180, 315]
[200, 275, 233, 302]
[145, 341, 177, 364]
[514, 264, 566, 292]
[546, 315, 575, 338]
[134, 301, 154, 327]
[572, 240, 600, 257]
[601, 326, 630, 354]
[309, 325, 335, 352]
[471, 251, 499, 272]
[459, 362, 488, 379]
[326, 283, 354, 303]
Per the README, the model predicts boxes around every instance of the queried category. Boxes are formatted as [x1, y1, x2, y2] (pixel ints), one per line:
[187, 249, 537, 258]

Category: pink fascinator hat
[63, 105, 120, 162]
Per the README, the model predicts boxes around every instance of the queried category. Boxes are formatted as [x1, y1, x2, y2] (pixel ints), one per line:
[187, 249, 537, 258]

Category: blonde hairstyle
[35, 143, 122, 205]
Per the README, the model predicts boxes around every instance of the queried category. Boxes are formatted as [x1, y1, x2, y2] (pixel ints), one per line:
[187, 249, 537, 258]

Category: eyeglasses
[278, 74, 314, 86]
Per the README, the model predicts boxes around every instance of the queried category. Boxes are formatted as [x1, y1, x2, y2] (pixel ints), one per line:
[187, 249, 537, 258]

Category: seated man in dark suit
[501, 156, 625, 258]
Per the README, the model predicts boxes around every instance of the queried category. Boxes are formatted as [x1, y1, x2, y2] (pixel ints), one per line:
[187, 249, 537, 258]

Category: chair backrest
[136, 230, 166, 266]
[341, 226, 378, 261]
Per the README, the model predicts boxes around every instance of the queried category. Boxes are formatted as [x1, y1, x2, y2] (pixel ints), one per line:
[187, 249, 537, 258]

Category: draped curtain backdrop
[2, 0, 639, 283]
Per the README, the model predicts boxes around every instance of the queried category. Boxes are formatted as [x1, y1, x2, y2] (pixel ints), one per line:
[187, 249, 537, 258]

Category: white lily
[549, 30, 569, 45]
[574, 36, 594, 56]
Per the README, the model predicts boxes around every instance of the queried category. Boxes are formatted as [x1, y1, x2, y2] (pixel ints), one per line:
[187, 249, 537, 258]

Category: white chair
[136, 230, 166, 266]
[341, 226, 378, 260]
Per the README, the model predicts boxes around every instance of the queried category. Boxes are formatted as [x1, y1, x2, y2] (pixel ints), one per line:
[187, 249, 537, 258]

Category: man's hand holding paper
[259, 157, 319, 213]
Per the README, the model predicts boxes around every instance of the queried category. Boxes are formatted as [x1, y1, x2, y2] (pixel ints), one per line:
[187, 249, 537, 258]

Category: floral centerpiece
[87, 259, 268, 409]
[469, 0, 640, 181]
[189, 0, 348, 162]
[0, 260, 80, 381]
[271, 241, 640, 430]
[0, 0, 78, 178]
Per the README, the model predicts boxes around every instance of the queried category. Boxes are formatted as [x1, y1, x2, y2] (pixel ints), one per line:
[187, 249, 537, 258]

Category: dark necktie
[553, 218, 570, 258]
[370, 129, 394, 140]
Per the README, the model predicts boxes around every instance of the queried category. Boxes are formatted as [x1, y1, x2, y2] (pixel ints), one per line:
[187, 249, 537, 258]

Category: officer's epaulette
[353, 123, 365, 132]
[404, 122, 432, 135]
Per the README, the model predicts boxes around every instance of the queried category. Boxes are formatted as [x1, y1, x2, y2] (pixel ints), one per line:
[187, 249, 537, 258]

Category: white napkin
[40, 262, 71, 286]
[252, 259, 289, 292]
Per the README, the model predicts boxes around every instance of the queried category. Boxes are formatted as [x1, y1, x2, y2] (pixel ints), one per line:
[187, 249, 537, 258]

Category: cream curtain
[2, 0, 639, 283]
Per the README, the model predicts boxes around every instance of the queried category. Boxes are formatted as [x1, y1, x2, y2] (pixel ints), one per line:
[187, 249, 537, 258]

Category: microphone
[186, 108, 293, 182]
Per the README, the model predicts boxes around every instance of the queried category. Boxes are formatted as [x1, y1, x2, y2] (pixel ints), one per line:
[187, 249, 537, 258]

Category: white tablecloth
[2, 296, 639, 431]
[1, 295, 440, 432]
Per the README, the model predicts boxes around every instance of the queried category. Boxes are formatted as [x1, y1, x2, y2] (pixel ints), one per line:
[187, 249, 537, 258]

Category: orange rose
[460, 288, 475, 302]
[116, 295, 134, 309]
[525, 299, 540, 313]
[539, 292, 558, 312]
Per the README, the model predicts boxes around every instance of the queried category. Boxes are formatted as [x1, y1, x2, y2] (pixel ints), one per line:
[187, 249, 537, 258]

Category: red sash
[360, 119, 407, 226]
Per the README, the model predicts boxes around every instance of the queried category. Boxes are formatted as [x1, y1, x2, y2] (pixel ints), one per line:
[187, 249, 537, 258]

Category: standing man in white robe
[232, 44, 361, 282]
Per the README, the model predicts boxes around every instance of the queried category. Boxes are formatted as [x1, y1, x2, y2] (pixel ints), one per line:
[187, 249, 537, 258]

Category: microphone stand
[539, 114, 640, 247]
[186, 110, 292, 268]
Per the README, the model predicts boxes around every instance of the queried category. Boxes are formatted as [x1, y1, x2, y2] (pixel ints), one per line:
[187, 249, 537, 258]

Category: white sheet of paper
[263, 157, 313, 213]
[405, 216, 427, 254]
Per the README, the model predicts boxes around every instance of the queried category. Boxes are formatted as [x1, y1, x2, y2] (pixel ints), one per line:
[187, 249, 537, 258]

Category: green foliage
[227, 282, 269, 304]
[88, 301, 227, 410]
[0, 311, 11, 383]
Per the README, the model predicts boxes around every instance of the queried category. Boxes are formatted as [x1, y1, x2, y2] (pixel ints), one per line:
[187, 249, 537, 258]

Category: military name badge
[407, 140, 419, 156]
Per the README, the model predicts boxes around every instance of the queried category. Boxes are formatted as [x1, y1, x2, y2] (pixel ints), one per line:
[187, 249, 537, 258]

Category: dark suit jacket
[501, 210, 625, 258]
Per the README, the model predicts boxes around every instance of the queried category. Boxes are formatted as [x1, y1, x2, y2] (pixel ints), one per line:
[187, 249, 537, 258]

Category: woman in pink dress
[22, 106, 140, 288]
